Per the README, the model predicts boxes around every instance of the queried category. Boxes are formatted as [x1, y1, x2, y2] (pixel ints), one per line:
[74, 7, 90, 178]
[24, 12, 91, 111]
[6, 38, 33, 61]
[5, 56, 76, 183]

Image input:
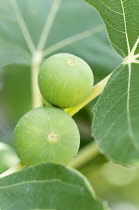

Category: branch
[31, 51, 43, 108]
[65, 73, 111, 116]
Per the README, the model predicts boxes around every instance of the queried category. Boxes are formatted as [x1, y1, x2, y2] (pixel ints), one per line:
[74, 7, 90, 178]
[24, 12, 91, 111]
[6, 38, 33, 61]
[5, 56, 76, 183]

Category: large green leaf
[0, 0, 121, 80]
[86, 0, 139, 58]
[0, 0, 121, 145]
[0, 163, 107, 210]
[87, 0, 139, 166]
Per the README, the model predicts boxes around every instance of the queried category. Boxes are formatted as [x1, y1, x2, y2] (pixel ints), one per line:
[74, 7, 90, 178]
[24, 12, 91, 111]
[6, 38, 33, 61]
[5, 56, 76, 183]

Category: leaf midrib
[120, 0, 130, 54]
[126, 63, 138, 150]
[0, 179, 83, 191]
[9, 0, 104, 61]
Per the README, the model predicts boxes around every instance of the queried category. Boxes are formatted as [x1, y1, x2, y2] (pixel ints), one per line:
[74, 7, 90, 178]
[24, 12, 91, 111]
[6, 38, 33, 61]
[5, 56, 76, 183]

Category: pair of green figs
[14, 53, 94, 166]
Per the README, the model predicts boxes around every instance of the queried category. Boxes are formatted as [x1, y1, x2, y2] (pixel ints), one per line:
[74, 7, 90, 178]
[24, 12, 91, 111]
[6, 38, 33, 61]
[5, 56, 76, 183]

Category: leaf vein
[10, 0, 36, 54]
[43, 25, 104, 57]
[37, 0, 62, 51]
[97, 0, 124, 15]
[104, 18, 126, 34]
[126, 64, 137, 148]
[120, 0, 130, 54]
[0, 179, 81, 191]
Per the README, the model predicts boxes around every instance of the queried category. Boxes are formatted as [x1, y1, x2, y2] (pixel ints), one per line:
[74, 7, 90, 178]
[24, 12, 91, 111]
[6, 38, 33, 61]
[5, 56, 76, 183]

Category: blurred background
[0, 0, 138, 209]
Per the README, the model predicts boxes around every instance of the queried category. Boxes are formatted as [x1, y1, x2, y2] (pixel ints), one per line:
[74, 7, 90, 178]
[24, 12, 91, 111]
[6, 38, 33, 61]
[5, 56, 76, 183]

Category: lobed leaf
[86, 0, 139, 57]
[0, 0, 120, 78]
[0, 0, 121, 144]
[87, 0, 139, 166]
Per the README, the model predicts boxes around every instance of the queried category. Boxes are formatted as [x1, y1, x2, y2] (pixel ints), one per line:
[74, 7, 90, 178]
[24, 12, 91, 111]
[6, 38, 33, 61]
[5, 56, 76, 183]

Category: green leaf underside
[92, 64, 139, 166]
[0, 164, 106, 210]
[0, 0, 121, 144]
[87, 0, 139, 166]
[0, 0, 120, 77]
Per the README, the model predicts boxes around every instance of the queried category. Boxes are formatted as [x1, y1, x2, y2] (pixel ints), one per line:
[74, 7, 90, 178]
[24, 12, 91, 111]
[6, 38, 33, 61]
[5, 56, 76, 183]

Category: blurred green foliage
[0, 142, 19, 173]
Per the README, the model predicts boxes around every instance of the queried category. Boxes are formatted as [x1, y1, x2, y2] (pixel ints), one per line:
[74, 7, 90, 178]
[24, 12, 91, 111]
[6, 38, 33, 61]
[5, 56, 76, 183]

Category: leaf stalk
[65, 73, 111, 116]
[31, 51, 43, 108]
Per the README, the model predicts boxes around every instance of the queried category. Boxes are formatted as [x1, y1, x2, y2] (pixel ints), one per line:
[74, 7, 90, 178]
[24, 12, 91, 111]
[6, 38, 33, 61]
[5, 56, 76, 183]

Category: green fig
[14, 106, 80, 166]
[38, 53, 94, 108]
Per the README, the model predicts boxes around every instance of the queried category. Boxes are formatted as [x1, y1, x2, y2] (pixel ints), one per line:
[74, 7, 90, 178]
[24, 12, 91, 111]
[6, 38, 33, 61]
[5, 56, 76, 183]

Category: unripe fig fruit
[13, 106, 80, 166]
[38, 53, 94, 108]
